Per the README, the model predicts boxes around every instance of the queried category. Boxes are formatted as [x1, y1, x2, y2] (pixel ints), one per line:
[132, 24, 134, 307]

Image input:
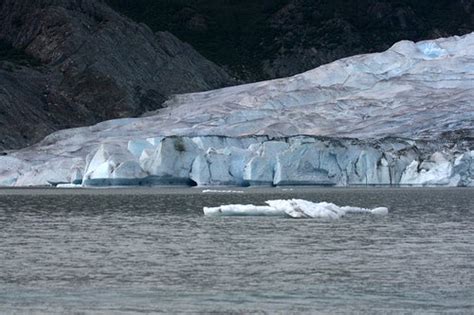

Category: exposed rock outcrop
[0, 0, 234, 150]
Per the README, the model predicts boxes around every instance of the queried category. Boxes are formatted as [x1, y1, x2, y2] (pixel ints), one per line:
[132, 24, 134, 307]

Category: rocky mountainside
[0, 0, 234, 150]
[263, 0, 474, 78]
[0, 34, 472, 187]
[107, 0, 474, 81]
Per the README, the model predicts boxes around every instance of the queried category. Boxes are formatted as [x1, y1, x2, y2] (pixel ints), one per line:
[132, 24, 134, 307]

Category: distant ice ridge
[0, 33, 473, 187]
[203, 199, 388, 219]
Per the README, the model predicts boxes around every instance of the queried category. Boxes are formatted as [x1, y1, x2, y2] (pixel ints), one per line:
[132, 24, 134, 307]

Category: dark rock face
[263, 0, 474, 78]
[0, 0, 234, 150]
[107, 0, 474, 81]
[0, 65, 53, 150]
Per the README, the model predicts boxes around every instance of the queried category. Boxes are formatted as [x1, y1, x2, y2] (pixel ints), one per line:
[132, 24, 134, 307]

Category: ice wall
[1, 135, 471, 187]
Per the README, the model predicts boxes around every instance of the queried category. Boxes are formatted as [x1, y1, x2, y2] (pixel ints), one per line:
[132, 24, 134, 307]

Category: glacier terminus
[1, 33, 473, 187]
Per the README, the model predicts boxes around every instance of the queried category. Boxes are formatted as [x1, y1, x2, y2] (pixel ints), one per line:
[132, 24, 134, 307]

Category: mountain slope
[107, 0, 474, 81]
[0, 0, 234, 150]
[0, 34, 472, 187]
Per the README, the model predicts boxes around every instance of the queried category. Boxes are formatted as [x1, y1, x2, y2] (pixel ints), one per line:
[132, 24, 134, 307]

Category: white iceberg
[202, 189, 244, 194]
[203, 204, 284, 217]
[203, 199, 388, 219]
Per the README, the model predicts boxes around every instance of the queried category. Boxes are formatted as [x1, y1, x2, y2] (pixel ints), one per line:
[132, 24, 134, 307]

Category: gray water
[0, 187, 473, 314]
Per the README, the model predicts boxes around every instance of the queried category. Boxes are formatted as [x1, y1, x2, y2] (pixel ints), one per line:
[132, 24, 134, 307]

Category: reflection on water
[0, 187, 473, 313]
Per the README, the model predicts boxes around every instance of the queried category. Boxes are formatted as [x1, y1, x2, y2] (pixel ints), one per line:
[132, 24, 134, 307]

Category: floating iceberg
[203, 204, 284, 217]
[0, 33, 473, 187]
[202, 189, 245, 194]
[203, 199, 389, 219]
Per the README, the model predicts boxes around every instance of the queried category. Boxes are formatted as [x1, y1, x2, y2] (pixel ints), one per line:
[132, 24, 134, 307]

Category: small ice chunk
[56, 183, 82, 188]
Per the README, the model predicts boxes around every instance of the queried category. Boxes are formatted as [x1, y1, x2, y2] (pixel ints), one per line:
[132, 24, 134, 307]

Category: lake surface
[0, 187, 473, 314]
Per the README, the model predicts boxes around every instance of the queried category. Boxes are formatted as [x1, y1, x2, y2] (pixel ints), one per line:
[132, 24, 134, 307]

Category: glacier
[203, 199, 389, 219]
[0, 33, 473, 187]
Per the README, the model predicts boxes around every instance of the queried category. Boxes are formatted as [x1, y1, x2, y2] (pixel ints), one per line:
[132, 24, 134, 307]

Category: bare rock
[0, 0, 235, 150]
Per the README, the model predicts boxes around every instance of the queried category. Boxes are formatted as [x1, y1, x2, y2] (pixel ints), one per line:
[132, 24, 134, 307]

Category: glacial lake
[0, 187, 473, 313]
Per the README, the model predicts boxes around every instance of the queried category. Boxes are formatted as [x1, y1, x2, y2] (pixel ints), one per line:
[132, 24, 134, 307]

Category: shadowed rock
[0, 0, 234, 150]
